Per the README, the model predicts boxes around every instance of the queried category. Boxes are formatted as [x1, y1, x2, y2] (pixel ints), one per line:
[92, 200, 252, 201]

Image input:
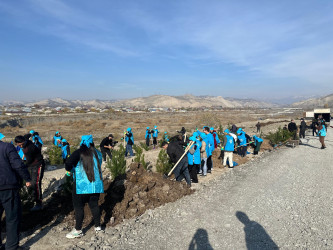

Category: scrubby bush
[217, 124, 224, 138]
[265, 127, 293, 145]
[106, 145, 126, 179]
[61, 175, 73, 195]
[47, 146, 63, 165]
[156, 149, 173, 174]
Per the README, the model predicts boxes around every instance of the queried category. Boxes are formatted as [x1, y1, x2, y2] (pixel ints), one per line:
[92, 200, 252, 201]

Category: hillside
[113, 95, 277, 108]
[291, 93, 333, 109]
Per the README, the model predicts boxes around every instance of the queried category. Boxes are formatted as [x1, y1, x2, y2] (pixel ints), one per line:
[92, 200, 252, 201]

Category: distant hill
[2, 95, 278, 109]
[113, 95, 278, 108]
[23, 98, 116, 108]
[291, 94, 333, 109]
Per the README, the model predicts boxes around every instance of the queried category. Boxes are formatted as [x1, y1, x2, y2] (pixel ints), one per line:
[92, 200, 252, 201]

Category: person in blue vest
[187, 134, 201, 183]
[145, 127, 151, 147]
[125, 128, 134, 157]
[202, 127, 215, 173]
[222, 129, 235, 168]
[65, 135, 104, 238]
[152, 126, 159, 149]
[164, 132, 169, 142]
[53, 131, 63, 147]
[30, 130, 43, 150]
[11, 140, 26, 161]
[237, 128, 247, 157]
[317, 122, 326, 149]
[61, 139, 70, 163]
[252, 135, 263, 155]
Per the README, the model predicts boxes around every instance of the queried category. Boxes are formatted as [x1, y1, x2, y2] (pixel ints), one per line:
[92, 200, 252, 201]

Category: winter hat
[154, 126, 157, 129]
[108, 134, 113, 138]
[62, 139, 67, 143]
[29, 130, 35, 134]
[127, 128, 131, 132]
[210, 127, 214, 131]
[80, 135, 93, 148]
[224, 129, 230, 134]
[146, 127, 149, 129]
[0, 133, 5, 140]
[237, 128, 243, 134]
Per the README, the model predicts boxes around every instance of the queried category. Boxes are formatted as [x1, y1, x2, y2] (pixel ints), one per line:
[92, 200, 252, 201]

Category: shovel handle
[167, 140, 194, 177]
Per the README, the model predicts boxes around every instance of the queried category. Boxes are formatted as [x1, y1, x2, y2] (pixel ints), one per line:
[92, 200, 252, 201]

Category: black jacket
[300, 121, 307, 130]
[288, 122, 297, 132]
[166, 141, 186, 164]
[22, 140, 44, 168]
[100, 137, 112, 149]
[0, 141, 31, 190]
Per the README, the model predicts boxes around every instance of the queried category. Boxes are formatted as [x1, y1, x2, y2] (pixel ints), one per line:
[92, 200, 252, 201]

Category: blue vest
[238, 132, 247, 146]
[318, 125, 326, 136]
[253, 136, 263, 146]
[145, 130, 151, 139]
[224, 135, 235, 152]
[61, 144, 70, 159]
[153, 129, 159, 138]
[73, 149, 104, 194]
[125, 133, 134, 144]
[16, 146, 26, 160]
[164, 134, 169, 142]
[205, 133, 215, 157]
[187, 140, 202, 165]
[54, 136, 62, 147]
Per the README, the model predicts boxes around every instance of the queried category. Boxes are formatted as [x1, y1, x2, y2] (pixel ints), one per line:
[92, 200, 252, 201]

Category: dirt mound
[111, 163, 194, 224]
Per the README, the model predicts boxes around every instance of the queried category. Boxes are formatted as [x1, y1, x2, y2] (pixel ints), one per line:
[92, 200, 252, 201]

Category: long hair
[79, 143, 102, 182]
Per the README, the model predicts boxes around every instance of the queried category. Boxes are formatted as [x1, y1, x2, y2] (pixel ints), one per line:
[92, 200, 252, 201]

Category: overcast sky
[1, 0, 333, 102]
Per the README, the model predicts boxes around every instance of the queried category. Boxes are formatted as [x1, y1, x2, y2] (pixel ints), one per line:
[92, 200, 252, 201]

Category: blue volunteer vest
[74, 149, 104, 194]
[225, 134, 235, 152]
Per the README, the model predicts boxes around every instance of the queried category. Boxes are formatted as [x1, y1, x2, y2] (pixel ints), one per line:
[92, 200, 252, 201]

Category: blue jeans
[0, 189, 21, 250]
[125, 144, 134, 156]
[173, 157, 191, 185]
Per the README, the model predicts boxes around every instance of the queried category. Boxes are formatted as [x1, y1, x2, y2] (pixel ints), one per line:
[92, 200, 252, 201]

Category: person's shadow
[188, 228, 214, 250]
[236, 211, 278, 250]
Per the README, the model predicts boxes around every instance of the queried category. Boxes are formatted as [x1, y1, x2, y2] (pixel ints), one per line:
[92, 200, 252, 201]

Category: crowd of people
[0, 116, 329, 246]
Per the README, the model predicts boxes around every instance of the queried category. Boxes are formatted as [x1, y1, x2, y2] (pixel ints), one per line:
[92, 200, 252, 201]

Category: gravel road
[27, 128, 332, 249]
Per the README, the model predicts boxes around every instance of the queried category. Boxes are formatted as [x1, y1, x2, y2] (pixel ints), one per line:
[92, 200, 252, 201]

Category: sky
[1, 0, 333, 102]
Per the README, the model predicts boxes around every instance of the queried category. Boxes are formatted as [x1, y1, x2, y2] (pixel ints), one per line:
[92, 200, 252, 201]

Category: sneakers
[94, 226, 104, 233]
[30, 204, 43, 212]
[66, 229, 83, 239]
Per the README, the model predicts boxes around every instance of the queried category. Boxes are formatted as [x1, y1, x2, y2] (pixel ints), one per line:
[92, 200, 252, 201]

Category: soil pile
[111, 163, 194, 224]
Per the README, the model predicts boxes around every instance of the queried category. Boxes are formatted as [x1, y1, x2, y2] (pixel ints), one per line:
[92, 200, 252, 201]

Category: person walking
[299, 118, 307, 139]
[15, 135, 45, 211]
[311, 118, 318, 136]
[256, 122, 261, 133]
[222, 129, 235, 168]
[187, 134, 201, 183]
[0, 133, 31, 250]
[65, 135, 104, 238]
[317, 122, 326, 149]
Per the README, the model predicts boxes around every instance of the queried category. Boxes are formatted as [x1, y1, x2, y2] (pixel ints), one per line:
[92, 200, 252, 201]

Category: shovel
[164, 140, 195, 178]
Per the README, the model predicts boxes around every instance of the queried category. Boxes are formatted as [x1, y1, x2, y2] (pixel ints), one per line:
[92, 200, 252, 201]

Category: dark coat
[0, 141, 31, 190]
[167, 141, 186, 163]
[22, 140, 44, 168]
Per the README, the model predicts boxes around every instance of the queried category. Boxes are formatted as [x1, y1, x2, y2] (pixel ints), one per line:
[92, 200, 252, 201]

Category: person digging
[161, 141, 191, 188]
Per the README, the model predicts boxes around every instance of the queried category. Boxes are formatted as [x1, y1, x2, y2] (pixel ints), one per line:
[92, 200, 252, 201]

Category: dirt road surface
[25, 128, 332, 249]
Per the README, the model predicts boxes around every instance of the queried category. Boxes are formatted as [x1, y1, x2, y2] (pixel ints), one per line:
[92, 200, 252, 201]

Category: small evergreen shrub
[106, 144, 126, 179]
[133, 145, 148, 169]
[265, 127, 293, 145]
[61, 175, 73, 195]
[156, 149, 173, 174]
[139, 142, 149, 151]
[47, 146, 63, 165]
